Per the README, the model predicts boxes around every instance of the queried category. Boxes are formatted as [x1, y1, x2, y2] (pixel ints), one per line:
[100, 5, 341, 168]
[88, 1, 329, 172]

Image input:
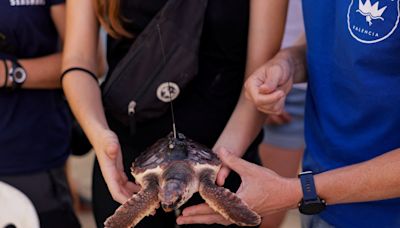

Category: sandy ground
[69, 151, 301, 228]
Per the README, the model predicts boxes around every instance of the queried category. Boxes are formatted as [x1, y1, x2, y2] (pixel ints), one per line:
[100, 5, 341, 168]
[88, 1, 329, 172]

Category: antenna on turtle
[157, 24, 178, 140]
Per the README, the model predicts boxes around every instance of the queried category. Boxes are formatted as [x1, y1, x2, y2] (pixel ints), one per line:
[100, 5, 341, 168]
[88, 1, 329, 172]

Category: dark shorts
[0, 166, 81, 228]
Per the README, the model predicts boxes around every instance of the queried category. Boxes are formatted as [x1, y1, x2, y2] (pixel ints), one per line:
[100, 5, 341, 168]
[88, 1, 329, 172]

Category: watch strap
[299, 171, 318, 201]
[10, 59, 26, 89]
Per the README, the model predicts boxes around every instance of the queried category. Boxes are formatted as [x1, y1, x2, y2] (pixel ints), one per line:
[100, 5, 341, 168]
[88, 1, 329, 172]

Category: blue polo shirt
[302, 0, 400, 227]
[0, 0, 71, 174]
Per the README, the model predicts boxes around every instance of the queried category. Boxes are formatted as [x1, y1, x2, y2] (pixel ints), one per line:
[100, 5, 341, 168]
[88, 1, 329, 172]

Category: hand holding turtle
[213, 146, 233, 187]
[104, 133, 260, 228]
[94, 129, 141, 204]
[177, 148, 302, 226]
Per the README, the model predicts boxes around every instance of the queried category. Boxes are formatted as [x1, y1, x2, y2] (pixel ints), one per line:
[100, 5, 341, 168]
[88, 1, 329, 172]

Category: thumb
[217, 148, 254, 176]
[259, 64, 282, 94]
[216, 166, 230, 186]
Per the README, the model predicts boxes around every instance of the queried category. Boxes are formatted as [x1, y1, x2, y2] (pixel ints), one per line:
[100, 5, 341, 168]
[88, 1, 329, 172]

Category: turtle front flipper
[198, 169, 261, 226]
[104, 174, 160, 228]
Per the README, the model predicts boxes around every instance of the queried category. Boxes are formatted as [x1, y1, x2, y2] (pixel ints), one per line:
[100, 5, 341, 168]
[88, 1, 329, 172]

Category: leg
[198, 169, 261, 227]
[92, 158, 177, 228]
[180, 134, 262, 228]
[104, 174, 160, 228]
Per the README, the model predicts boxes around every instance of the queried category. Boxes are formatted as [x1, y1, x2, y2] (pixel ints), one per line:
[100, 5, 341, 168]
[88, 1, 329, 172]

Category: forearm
[62, 0, 106, 150]
[0, 53, 63, 89]
[19, 53, 63, 88]
[62, 75, 109, 150]
[214, 96, 266, 156]
[13, 3, 67, 89]
[214, 0, 288, 155]
[315, 148, 400, 204]
[281, 42, 307, 84]
[282, 148, 400, 211]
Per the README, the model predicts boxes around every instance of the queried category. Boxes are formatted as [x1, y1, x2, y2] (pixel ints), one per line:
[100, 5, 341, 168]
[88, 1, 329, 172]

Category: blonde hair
[94, 0, 132, 38]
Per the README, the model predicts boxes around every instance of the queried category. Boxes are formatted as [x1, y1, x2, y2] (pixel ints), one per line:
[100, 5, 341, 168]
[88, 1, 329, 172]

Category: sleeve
[47, 0, 65, 6]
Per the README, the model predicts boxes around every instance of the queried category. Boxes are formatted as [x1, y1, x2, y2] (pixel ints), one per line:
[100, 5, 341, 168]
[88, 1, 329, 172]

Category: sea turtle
[104, 132, 261, 228]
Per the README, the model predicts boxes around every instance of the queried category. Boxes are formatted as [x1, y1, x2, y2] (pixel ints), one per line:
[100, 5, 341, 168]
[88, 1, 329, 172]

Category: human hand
[177, 148, 301, 226]
[213, 146, 233, 186]
[265, 111, 292, 125]
[176, 147, 236, 226]
[245, 50, 296, 114]
[94, 129, 141, 204]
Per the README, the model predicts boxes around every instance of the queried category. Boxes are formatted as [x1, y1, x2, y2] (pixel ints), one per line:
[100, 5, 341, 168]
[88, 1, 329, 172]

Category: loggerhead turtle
[104, 132, 261, 228]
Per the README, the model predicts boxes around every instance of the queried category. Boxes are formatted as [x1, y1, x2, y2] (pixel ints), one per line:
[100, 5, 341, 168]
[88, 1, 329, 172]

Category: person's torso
[0, 0, 71, 175]
[302, 0, 400, 227]
[105, 0, 250, 151]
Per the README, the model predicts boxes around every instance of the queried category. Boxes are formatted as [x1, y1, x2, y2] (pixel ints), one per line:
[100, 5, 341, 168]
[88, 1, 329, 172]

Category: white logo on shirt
[10, 0, 46, 6]
[357, 0, 387, 25]
[348, 0, 399, 44]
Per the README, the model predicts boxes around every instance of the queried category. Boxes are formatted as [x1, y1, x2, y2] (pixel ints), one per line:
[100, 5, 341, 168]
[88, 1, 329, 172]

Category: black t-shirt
[0, 0, 71, 174]
[104, 0, 254, 159]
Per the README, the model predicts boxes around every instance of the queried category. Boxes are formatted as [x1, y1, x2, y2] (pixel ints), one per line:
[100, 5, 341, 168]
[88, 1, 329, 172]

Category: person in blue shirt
[177, 0, 400, 227]
[0, 1, 80, 227]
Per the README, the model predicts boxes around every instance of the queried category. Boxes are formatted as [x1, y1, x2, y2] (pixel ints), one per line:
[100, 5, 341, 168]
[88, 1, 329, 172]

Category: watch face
[299, 199, 326, 215]
[13, 67, 26, 84]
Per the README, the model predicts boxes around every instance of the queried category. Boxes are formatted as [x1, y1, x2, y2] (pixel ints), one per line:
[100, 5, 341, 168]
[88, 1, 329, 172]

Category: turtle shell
[132, 132, 221, 176]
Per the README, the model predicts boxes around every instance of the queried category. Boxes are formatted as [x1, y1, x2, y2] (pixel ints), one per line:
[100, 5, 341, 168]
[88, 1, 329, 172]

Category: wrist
[1, 59, 12, 88]
[297, 171, 327, 215]
[9, 59, 27, 89]
[281, 45, 307, 83]
[92, 126, 117, 152]
[286, 177, 303, 209]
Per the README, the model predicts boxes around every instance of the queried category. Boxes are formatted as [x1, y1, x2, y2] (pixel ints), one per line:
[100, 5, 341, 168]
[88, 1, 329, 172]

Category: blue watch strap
[299, 171, 318, 201]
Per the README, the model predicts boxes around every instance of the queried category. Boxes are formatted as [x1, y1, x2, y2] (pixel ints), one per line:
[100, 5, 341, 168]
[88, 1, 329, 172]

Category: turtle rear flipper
[198, 169, 261, 226]
[104, 175, 160, 228]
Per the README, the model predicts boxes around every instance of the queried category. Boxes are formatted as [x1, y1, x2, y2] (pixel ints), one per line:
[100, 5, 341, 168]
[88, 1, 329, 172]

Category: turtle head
[160, 178, 189, 212]
[159, 161, 196, 212]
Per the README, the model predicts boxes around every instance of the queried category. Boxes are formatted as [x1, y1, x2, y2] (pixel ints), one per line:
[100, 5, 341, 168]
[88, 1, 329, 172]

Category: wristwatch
[9, 59, 26, 89]
[298, 171, 326, 215]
